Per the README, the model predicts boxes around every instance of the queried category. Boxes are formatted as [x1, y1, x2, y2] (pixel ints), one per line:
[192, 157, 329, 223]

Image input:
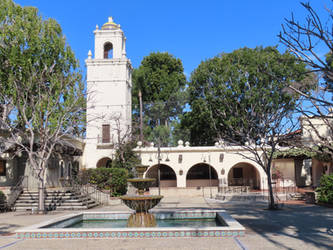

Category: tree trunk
[38, 168, 47, 213]
[266, 164, 276, 209]
[38, 180, 45, 212]
[138, 90, 143, 142]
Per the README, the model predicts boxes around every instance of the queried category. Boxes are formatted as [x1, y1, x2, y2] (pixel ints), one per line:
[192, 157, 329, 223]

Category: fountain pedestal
[120, 165, 163, 227]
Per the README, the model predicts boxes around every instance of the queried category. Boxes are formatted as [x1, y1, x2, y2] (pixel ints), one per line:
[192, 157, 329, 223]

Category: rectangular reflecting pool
[49, 218, 225, 229]
[16, 209, 245, 239]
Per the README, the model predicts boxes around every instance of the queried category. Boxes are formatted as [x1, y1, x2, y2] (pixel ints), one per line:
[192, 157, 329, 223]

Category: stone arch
[96, 157, 112, 168]
[104, 42, 113, 59]
[145, 164, 177, 187]
[186, 163, 218, 187]
[227, 162, 261, 189]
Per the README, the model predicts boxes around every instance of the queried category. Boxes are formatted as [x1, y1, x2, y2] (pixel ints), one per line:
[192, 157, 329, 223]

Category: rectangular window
[102, 124, 111, 143]
[233, 168, 243, 179]
[0, 160, 6, 176]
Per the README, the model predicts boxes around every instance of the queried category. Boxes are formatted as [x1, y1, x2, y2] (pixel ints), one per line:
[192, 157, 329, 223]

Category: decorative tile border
[16, 209, 245, 239]
[16, 230, 245, 239]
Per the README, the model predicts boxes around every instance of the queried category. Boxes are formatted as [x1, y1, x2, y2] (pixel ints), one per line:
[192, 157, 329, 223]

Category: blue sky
[15, 0, 331, 77]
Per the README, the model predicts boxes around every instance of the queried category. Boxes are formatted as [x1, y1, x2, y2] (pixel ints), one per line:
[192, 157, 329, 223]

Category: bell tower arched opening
[104, 42, 113, 59]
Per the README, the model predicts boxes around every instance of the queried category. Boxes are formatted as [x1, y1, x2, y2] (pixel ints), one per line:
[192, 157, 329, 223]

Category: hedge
[78, 167, 128, 197]
[316, 174, 333, 204]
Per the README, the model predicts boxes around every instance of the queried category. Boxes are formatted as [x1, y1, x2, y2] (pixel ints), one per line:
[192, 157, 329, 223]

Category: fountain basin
[127, 178, 156, 191]
[15, 209, 245, 239]
[120, 195, 163, 212]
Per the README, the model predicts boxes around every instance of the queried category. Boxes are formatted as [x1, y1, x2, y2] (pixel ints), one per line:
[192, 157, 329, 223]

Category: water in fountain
[120, 165, 163, 227]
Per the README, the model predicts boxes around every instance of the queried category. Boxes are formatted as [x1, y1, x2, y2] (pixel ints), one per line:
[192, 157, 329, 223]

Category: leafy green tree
[112, 141, 140, 176]
[132, 52, 187, 145]
[185, 46, 311, 209]
[180, 99, 217, 146]
[0, 0, 85, 212]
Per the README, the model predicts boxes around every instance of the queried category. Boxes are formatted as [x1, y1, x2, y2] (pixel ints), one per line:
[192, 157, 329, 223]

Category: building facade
[82, 17, 319, 192]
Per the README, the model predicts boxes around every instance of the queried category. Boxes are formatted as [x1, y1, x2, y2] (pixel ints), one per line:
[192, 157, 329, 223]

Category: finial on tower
[102, 16, 120, 30]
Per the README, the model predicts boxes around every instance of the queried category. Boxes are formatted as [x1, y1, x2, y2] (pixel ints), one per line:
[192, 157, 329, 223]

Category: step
[14, 198, 96, 205]
[17, 195, 88, 201]
[14, 200, 97, 207]
[17, 195, 89, 201]
[14, 190, 100, 211]
[289, 193, 305, 200]
[19, 193, 77, 197]
[14, 203, 98, 211]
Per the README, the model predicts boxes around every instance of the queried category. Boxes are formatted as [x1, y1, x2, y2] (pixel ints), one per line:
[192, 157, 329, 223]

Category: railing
[69, 178, 110, 206]
[7, 175, 28, 210]
[218, 186, 250, 194]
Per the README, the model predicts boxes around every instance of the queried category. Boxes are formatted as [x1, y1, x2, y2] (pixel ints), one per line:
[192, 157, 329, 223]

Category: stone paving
[0, 196, 332, 249]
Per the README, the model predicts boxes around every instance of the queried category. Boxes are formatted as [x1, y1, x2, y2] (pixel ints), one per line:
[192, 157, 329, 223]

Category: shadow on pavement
[208, 201, 333, 250]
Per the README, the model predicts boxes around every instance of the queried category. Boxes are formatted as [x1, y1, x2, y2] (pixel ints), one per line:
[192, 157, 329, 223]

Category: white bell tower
[84, 17, 132, 169]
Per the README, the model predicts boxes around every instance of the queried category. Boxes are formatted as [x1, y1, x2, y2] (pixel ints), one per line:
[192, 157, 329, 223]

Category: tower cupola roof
[101, 17, 120, 30]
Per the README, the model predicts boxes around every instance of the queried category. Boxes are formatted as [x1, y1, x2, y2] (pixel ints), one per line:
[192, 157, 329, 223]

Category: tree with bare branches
[279, 1, 333, 163]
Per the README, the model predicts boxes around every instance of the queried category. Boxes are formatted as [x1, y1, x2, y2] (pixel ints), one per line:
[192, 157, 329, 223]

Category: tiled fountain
[16, 165, 245, 239]
[120, 165, 163, 227]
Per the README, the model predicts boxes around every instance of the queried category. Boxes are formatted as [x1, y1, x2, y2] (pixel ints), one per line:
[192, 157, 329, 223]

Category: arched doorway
[145, 164, 177, 187]
[96, 157, 112, 168]
[228, 163, 260, 189]
[186, 163, 218, 187]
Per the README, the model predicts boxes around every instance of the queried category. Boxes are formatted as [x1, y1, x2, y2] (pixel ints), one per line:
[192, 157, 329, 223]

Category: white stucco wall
[135, 142, 269, 190]
[272, 159, 296, 187]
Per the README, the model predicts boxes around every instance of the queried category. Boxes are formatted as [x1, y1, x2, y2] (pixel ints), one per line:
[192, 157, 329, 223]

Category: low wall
[149, 186, 219, 198]
[160, 180, 177, 187]
[186, 179, 219, 187]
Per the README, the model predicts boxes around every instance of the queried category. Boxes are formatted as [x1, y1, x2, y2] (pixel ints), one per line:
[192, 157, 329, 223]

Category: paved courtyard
[0, 196, 332, 249]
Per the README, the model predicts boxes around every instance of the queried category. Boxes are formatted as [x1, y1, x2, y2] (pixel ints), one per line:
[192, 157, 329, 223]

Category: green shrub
[316, 174, 333, 204]
[78, 167, 128, 197]
[0, 191, 6, 202]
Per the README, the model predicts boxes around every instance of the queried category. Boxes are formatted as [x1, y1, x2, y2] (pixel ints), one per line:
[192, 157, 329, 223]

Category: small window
[0, 160, 6, 176]
[178, 154, 183, 164]
[104, 42, 113, 59]
[102, 124, 111, 143]
[219, 153, 224, 163]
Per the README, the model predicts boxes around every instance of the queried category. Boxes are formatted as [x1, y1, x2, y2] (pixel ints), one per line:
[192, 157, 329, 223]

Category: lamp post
[208, 154, 212, 199]
[157, 138, 161, 196]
